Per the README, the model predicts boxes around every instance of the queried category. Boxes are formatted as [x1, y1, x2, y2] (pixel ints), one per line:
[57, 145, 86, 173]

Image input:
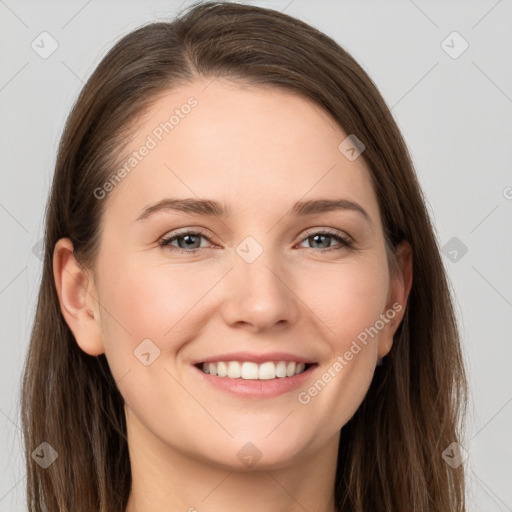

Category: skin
[54, 78, 413, 512]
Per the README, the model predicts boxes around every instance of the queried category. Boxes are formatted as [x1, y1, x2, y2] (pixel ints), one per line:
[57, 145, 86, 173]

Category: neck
[124, 408, 340, 512]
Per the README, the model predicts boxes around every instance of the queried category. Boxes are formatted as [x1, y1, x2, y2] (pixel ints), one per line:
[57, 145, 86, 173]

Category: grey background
[1, 0, 511, 510]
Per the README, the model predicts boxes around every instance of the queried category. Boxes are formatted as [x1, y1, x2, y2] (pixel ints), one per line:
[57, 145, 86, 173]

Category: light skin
[53, 78, 412, 512]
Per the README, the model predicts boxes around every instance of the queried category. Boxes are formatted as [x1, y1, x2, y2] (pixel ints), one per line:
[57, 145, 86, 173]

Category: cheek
[95, 253, 214, 357]
[296, 256, 390, 347]
[99, 239, 199, 322]
[94, 256, 205, 409]
[293, 260, 389, 428]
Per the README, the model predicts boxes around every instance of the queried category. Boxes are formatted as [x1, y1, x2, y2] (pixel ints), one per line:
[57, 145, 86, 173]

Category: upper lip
[193, 351, 317, 365]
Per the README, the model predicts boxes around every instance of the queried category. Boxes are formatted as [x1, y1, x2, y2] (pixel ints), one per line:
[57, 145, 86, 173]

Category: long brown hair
[20, 2, 468, 510]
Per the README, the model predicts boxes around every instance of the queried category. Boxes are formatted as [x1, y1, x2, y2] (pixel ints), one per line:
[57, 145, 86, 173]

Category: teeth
[241, 362, 258, 379]
[258, 362, 275, 380]
[276, 361, 287, 377]
[217, 361, 228, 377]
[200, 360, 309, 379]
[227, 361, 241, 378]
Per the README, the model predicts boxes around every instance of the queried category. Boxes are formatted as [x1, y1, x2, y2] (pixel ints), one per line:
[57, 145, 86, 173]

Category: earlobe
[378, 241, 413, 359]
[53, 238, 104, 356]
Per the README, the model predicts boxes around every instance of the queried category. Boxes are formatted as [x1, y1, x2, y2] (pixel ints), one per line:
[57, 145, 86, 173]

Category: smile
[198, 361, 312, 380]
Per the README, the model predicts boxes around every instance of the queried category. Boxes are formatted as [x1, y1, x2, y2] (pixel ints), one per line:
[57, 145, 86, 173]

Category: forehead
[105, 78, 381, 225]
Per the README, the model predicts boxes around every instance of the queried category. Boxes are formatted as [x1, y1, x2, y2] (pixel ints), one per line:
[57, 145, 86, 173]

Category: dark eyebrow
[290, 198, 372, 226]
[136, 197, 372, 226]
[136, 198, 231, 220]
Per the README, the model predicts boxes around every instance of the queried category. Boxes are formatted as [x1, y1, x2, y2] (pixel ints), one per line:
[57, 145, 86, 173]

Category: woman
[20, 1, 468, 511]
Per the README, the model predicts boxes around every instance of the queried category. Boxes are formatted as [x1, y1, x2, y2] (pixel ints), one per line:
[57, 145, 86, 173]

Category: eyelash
[158, 228, 354, 255]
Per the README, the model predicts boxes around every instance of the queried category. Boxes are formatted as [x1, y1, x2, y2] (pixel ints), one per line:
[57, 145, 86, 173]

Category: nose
[219, 251, 301, 333]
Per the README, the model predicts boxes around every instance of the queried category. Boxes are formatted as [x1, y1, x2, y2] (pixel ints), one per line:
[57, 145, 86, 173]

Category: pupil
[311, 234, 329, 249]
[180, 235, 199, 249]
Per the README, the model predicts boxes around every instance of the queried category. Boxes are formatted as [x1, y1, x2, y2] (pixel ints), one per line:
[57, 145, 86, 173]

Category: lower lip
[193, 364, 318, 399]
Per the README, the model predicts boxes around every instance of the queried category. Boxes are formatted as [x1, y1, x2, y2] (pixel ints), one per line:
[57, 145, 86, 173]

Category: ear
[377, 240, 413, 360]
[53, 238, 104, 356]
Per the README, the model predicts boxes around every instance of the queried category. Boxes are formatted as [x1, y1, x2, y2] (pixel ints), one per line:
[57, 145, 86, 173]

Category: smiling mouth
[195, 361, 316, 380]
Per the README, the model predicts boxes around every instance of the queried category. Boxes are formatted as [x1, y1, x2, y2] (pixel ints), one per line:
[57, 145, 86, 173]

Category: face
[60, 78, 410, 471]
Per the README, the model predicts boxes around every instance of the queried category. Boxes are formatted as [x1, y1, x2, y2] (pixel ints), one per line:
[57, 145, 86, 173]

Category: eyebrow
[135, 197, 373, 225]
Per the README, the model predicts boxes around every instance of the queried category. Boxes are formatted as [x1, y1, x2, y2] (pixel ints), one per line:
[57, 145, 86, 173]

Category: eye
[158, 227, 354, 255]
[159, 229, 214, 254]
[297, 228, 353, 251]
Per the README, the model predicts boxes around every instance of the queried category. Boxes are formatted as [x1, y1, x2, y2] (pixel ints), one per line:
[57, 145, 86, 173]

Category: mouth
[195, 360, 316, 380]
[191, 351, 319, 398]
[193, 360, 318, 399]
